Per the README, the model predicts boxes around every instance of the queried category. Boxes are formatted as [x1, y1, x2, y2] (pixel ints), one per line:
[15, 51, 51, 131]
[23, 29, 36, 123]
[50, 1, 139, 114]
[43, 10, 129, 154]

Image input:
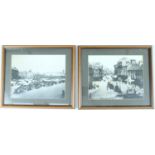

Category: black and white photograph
[88, 55, 144, 100]
[11, 54, 66, 99]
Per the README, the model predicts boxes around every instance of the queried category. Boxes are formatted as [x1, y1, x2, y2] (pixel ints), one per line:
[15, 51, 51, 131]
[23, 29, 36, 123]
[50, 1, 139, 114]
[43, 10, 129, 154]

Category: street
[89, 80, 121, 99]
[89, 79, 144, 99]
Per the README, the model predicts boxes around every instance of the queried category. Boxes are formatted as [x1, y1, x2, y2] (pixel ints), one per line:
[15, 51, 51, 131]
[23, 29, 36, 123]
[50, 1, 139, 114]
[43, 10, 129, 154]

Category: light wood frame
[78, 45, 154, 109]
[0, 45, 75, 109]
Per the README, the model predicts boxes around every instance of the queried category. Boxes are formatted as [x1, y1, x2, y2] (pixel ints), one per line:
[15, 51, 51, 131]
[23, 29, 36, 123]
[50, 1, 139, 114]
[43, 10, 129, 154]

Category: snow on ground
[11, 83, 65, 99]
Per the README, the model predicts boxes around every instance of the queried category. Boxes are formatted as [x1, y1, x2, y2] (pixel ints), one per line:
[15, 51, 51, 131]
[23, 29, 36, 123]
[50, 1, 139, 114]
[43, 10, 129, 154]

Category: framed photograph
[1, 45, 75, 108]
[78, 45, 153, 109]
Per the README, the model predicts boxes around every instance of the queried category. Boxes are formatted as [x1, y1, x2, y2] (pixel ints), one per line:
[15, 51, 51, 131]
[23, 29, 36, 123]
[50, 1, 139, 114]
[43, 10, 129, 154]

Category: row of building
[114, 58, 143, 84]
[12, 67, 65, 80]
[89, 58, 143, 88]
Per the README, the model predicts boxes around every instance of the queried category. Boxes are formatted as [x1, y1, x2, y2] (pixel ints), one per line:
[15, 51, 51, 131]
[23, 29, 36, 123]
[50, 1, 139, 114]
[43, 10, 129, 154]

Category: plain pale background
[0, 0, 155, 155]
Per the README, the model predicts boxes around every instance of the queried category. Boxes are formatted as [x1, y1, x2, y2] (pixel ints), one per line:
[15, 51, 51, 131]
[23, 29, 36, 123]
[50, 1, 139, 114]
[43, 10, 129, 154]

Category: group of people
[107, 81, 122, 94]
[13, 78, 65, 94]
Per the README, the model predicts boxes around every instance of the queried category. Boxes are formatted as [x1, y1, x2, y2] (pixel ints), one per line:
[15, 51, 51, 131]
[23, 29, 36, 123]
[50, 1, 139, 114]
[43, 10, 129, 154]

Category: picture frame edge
[2, 45, 76, 49]
[78, 46, 82, 109]
[148, 46, 154, 109]
[0, 46, 6, 108]
[0, 104, 73, 109]
[70, 45, 76, 109]
[78, 45, 152, 49]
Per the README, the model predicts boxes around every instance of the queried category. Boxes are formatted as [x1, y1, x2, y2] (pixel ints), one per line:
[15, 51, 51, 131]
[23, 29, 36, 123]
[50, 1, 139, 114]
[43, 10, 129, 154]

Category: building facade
[114, 58, 143, 87]
[88, 63, 103, 89]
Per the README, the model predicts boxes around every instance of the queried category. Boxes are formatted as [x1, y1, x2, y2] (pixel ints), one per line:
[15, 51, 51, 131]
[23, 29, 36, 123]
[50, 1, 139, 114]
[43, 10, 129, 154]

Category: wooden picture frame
[0, 45, 75, 108]
[78, 45, 153, 109]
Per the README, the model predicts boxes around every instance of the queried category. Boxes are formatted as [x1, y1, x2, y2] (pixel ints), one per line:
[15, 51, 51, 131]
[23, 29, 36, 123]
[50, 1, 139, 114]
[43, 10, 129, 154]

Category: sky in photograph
[12, 55, 66, 74]
[89, 55, 143, 72]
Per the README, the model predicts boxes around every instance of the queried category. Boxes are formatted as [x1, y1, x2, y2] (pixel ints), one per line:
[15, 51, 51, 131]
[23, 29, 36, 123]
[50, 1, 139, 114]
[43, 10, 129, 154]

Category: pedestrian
[114, 82, 122, 94]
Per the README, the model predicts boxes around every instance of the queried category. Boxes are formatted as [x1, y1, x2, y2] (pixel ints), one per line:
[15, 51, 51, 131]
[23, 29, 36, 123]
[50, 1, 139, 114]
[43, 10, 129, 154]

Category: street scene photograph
[88, 55, 144, 100]
[11, 55, 66, 99]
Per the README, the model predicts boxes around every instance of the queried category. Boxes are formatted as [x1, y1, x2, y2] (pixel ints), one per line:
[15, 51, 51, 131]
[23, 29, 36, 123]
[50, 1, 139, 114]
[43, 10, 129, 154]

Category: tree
[12, 68, 20, 80]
